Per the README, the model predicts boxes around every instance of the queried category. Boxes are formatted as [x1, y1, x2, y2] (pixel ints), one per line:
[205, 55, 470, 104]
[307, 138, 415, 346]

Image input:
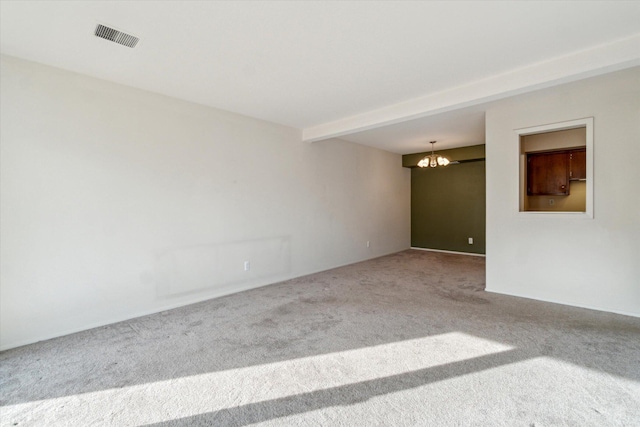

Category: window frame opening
[516, 117, 594, 219]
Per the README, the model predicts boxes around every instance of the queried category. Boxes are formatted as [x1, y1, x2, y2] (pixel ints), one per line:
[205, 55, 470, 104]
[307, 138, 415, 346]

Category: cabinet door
[527, 151, 569, 195]
[570, 149, 586, 180]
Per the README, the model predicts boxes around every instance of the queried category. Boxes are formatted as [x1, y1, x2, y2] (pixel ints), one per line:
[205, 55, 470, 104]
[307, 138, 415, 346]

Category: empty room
[1, 1, 639, 426]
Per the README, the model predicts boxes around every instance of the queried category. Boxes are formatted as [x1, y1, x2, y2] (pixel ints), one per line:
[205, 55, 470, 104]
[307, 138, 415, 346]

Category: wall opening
[403, 145, 486, 254]
[516, 118, 593, 218]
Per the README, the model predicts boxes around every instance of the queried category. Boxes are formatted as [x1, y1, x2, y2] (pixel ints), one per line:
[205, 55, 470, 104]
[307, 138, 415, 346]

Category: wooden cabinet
[569, 149, 586, 180]
[526, 148, 586, 195]
[527, 151, 569, 195]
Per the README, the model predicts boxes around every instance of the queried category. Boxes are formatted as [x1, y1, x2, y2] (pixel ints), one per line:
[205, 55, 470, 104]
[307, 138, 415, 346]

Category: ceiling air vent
[95, 24, 139, 48]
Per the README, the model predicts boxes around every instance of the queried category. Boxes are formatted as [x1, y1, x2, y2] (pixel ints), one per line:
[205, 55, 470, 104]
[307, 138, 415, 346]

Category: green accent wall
[406, 145, 486, 254]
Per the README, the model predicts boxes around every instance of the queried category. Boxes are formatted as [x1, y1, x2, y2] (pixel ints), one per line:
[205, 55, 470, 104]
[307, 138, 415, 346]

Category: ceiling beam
[303, 34, 640, 143]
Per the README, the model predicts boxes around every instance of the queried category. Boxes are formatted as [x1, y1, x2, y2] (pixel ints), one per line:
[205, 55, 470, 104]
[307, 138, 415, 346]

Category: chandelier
[417, 141, 450, 168]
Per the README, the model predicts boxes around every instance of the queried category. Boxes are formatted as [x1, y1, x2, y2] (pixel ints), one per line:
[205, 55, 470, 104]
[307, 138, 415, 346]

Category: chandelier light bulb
[417, 141, 450, 168]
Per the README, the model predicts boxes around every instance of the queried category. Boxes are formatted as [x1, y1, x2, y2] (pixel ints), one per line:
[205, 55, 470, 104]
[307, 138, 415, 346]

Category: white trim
[411, 247, 486, 257]
[517, 117, 594, 219]
[514, 117, 592, 135]
[485, 289, 640, 319]
[302, 34, 640, 143]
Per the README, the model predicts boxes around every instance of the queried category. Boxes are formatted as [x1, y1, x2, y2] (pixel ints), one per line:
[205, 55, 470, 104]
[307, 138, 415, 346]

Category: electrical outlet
[548, 198, 555, 206]
[468, 237, 473, 245]
[367, 241, 370, 248]
[244, 261, 250, 271]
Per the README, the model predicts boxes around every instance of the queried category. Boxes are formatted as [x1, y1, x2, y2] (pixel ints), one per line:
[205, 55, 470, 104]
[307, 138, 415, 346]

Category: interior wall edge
[484, 289, 640, 319]
[410, 247, 486, 257]
[0, 247, 411, 352]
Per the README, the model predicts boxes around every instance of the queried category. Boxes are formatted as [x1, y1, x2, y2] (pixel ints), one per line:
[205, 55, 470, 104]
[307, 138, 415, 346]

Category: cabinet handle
[560, 185, 566, 190]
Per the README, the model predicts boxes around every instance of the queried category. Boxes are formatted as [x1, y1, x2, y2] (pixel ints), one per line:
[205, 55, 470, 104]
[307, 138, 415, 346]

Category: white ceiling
[1, 1, 639, 154]
[340, 106, 487, 154]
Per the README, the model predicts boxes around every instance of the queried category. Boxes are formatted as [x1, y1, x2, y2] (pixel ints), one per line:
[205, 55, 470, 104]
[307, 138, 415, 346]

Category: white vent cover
[95, 24, 139, 48]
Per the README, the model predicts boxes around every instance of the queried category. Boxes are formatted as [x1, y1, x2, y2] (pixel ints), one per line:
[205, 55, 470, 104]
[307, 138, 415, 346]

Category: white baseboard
[0, 280, 269, 352]
[485, 288, 640, 318]
[0, 247, 410, 352]
[411, 247, 486, 257]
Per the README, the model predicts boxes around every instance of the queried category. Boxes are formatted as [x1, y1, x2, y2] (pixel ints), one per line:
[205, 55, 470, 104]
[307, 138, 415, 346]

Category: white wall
[0, 55, 410, 350]
[486, 67, 640, 316]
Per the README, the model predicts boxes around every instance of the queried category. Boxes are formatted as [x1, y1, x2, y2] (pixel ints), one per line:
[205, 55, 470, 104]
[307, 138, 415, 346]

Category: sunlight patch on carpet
[3, 333, 514, 425]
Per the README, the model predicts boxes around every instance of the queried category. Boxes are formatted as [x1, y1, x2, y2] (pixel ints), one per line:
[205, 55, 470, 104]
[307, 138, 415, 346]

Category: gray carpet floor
[1, 250, 639, 426]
